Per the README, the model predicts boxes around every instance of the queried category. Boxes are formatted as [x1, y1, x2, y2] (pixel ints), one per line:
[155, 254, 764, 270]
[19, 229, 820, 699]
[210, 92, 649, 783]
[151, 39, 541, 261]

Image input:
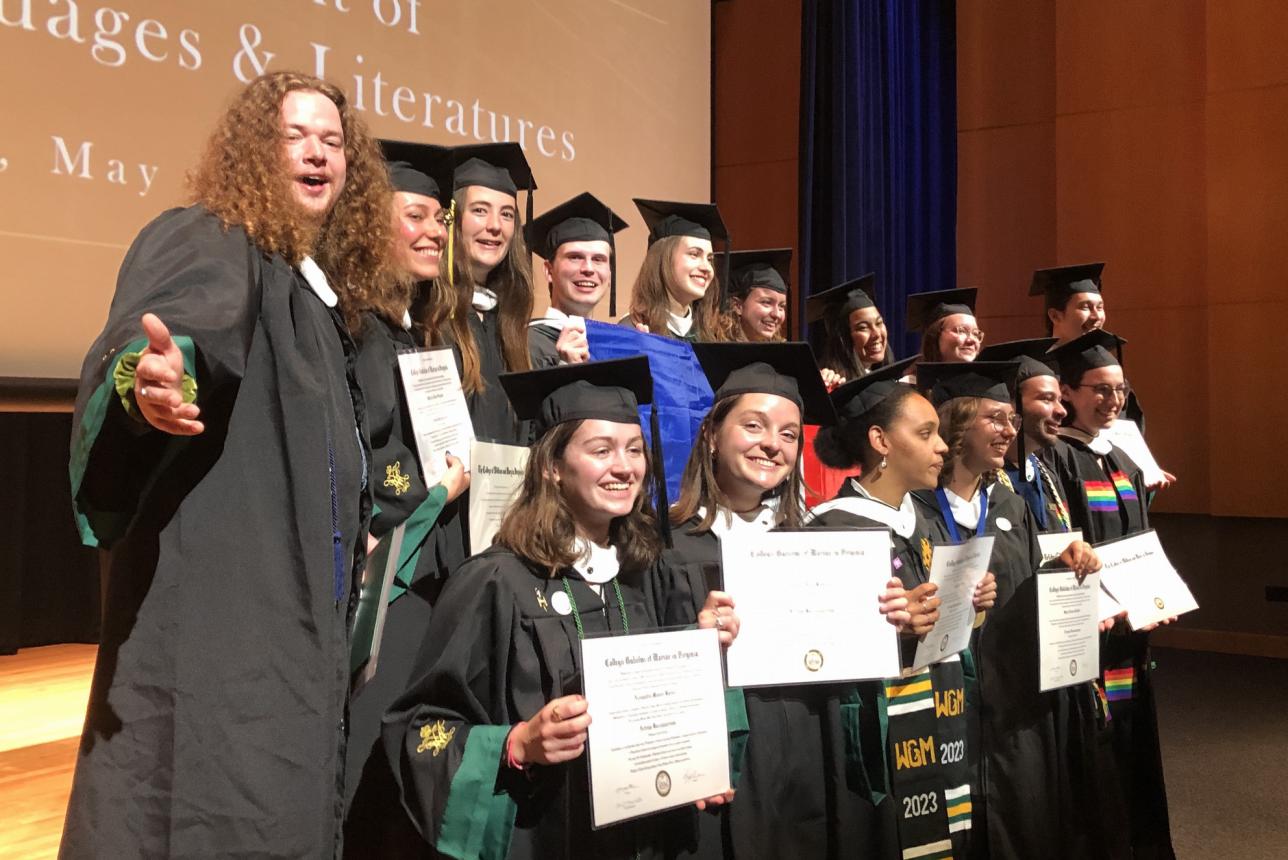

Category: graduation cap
[1029, 262, 1105, 306]
[525, 192, 629, 317]
[691, 342, 836, 426]
[805, 274, 877, 325]
[721, 248, 792, 297]
[380, 138, 453, 204]
[499, 357, 671, 542]
[978, 337, 1059, 385]
[829, 355, 919, 422]
[450, 142, 538, 224]
[634, 198, 732, 303]
[1046, 329, 1126, 382]
[905, 288, 978, 332]
[916, 361, 1019, 408]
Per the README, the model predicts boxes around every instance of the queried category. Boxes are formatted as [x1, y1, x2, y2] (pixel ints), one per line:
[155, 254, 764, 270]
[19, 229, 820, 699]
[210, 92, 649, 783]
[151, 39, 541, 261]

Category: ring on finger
[551, 705, 561, 722]
[715, 614, 724, 629]
[140, 386, 149, 399]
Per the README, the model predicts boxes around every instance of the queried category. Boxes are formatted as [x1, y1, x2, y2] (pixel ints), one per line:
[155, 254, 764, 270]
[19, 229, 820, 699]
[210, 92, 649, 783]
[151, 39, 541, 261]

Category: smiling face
[874, 393, 948, 491]
[1050, 291, 1106, 342]
[391, 191, 446, 282]
[848, 306, 887, 367]
[547, 239, 612, 317]
[936, 312, 982, 362]
[1018, 374, 1067, 450]
[552, 419, 647, 541]
[1062, 364, 1126, 434]
[711, 393, 801, 508]
[957, 398, 1019, 475]
[667, 236, 715, 307]
[280, 90, 347, 220]
[458, 185, 517, 281]
[733, 287, 787, 341]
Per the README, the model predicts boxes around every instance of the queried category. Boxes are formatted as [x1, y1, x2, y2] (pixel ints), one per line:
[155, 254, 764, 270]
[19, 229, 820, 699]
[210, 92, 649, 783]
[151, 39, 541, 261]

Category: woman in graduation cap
[445, 143, 538, 443]
[383, 357, 738, 860]
[808, 274, 891, 381]
[719, 249, 791, 342]
[908, 288, 983, 363]
[342, 141, 473, 853]
[806, 357, 984, 860]
[1041, 329, 1176, 859]
[662, 342, 911, 860]
[912, 360, 1114, 860]
[525, 192, 629, 368]
[620, 199, 730, 342]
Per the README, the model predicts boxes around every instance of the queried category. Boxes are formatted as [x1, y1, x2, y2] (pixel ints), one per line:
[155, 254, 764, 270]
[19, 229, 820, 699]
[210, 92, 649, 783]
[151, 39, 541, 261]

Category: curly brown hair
[670, 394, 807, 532]
[444, 189, 534, 393]
[628, 237, 728, 341]
[188, 71, 398, 334]
[718, 303, 786, 343]
[495, 420, 662, 575]
[934, 396, 996, 489]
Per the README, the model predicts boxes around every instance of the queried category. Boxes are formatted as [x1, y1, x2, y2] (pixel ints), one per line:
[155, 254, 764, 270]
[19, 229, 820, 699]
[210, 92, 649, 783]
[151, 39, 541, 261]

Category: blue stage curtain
[799, 0, 957, 359]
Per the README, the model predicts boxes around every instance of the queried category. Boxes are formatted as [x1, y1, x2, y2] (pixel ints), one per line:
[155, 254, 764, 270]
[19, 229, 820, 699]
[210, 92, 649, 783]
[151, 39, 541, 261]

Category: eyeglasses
[948, 326, 985, 342]
[1076, 383, 1131, 401]
[980, 411, 1021, 432]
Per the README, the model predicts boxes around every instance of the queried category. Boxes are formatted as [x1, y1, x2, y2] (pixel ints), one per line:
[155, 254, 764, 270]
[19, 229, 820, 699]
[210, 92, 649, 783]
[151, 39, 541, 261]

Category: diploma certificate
[721, 529, 901, 687]
[911, 536, 995, 671]
[467, 440, 529, 554]
[1036, 569, 1101, 691]
[581, 627, 730, 828]
[397, 347, 475, 485]
[1102, 420, 1165, 488]
[1036, 529, 1083, 566]
[1094, 530, 1198, 629]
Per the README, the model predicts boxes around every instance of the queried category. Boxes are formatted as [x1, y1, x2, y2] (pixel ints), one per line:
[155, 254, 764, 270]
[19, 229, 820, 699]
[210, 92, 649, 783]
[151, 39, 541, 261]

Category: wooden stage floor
[0, 644, 96, 860]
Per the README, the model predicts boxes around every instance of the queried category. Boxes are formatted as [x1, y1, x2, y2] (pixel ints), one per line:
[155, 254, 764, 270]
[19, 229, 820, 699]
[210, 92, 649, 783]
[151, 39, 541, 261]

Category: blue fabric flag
[584, 320, 714, 501]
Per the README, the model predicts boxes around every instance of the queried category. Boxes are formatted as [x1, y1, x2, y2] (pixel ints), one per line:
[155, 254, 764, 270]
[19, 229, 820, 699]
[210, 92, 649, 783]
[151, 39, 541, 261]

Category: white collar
[807, 479, 918, 539]
[700, 504, 781, 540]
[570, 537, 620, 585]
[297, 257, 337, 307]
[527, 307, 584, 330]
[472, 287, 498, 312]
[1059, 426, 1113, 456]
[401, 309, 413, 330]
[943, 486, 982, 531]
[667, 306, 693, 336]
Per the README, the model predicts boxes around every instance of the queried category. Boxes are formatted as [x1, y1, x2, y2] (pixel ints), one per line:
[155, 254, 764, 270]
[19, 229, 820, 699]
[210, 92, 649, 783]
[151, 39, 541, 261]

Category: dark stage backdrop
[799, 0, 957, 359]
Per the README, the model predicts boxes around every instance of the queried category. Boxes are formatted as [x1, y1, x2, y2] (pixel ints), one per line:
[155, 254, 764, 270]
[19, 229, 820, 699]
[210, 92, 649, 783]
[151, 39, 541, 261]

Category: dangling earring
[879, 457, 888, 471]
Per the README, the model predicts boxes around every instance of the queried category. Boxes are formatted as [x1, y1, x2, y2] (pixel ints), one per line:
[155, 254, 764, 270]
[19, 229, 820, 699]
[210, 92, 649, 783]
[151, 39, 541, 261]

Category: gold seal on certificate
[1095, 529, 1198, 629]
[1154, 596, 1165, 610]
[655, 771, 671, 797]
[804, 649, 824, 672]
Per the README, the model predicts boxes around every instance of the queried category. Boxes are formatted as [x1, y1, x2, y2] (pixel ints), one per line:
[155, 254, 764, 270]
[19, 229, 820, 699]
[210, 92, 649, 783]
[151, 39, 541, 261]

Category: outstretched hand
[133, 313, 203, 435]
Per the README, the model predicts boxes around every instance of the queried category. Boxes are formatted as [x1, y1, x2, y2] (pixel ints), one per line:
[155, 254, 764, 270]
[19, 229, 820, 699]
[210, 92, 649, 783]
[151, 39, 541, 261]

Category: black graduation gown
[527, 323, 561, 369]
[467, 309, 523, 444]
[382, 546, 697, 860]
[911, 484, 1107, 859]
[810, 484, 974, 860]
[63, 206, 370, 859]
[345, 313, 455, 853]
[1041, 435, 1174, 859]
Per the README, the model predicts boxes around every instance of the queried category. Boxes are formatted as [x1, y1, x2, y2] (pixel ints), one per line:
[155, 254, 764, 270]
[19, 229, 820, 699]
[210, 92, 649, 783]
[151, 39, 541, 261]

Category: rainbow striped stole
[1104, 667, 1135, 701]
[1110, 470, 1139, 500]
[1083, 479, 1119, 511]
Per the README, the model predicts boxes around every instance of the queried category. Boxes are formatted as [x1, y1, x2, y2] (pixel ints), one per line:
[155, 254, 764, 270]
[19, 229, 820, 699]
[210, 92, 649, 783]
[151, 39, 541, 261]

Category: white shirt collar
[667, 306, 693, 336]
[401, 309, 413, 330]
[527, 307, 585, 331]
[472, 287, 498, 312]
[943, 487, 982, 531]
[700, 504, 781, 541]
[570, 537, 620, 585]
[297, 257, 337, 307]
[806, 479, 918, 539]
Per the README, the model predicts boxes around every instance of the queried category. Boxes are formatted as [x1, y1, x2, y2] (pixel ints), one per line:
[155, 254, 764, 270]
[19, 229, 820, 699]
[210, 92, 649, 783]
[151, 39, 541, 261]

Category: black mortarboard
[633, 199, 729, 244]
[905, 288, 979, 332]
[500, 357, 651, 437]
[1046, 329, 1126, 382]
[978, 337, 1059, 385]
[830, 355, 919, 421]
[380, 138, 453, 203]
[1029, 262, 1105, 305]
[691, 342, 836, 426]
[720, 248, 792, 297]
[526, 192, 630, 316]
[917, 361, 1019, 407]
[805, 274, 878, 324]
[451, 143, 538, 223]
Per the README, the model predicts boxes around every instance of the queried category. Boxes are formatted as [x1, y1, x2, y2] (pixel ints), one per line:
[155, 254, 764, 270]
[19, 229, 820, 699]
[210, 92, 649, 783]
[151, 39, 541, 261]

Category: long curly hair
[496, 420, 662, 576]
[628, 236, 728, 341]
[446, 190, 534, 393]
[935, 396, 995, 489]
[188, 71, 397, 333]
